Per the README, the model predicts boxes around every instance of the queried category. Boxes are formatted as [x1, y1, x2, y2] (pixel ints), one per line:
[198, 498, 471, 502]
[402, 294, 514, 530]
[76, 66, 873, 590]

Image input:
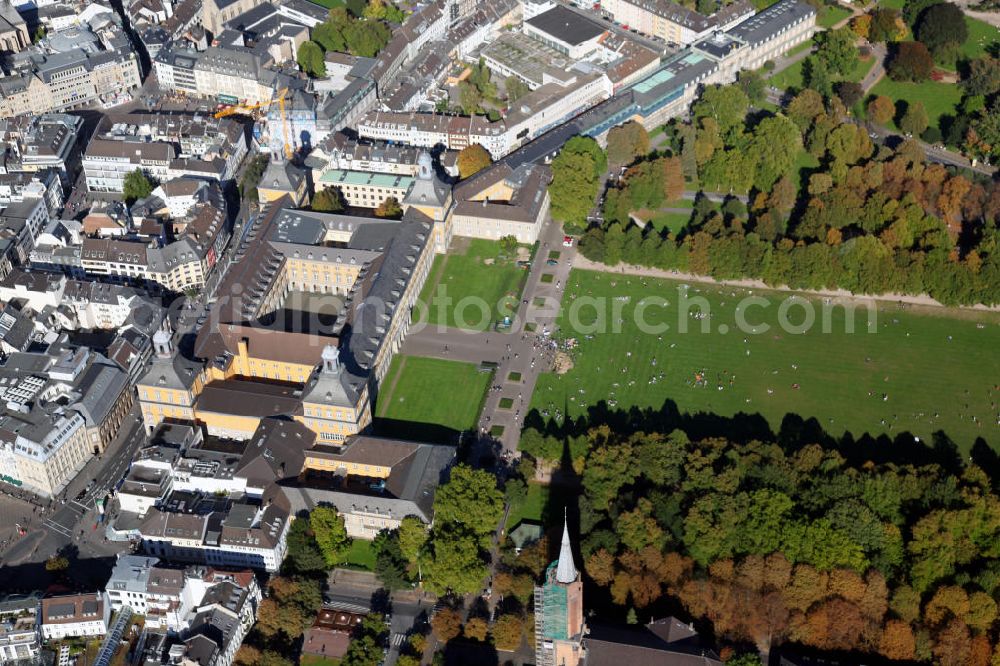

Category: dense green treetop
[521, 423, 1000, 662]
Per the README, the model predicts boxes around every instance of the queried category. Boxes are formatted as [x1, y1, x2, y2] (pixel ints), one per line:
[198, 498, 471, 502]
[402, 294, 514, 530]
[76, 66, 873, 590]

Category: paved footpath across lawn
[401, 218, 578, 457]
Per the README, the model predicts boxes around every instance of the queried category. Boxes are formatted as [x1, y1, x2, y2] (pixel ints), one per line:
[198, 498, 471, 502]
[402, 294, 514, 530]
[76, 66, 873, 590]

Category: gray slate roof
[726, 0, 815, 46]
[286, 437, 455, 523]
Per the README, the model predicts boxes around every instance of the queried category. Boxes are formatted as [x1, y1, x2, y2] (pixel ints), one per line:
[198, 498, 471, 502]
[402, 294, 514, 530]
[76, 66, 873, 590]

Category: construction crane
[214, 87, 293, 161]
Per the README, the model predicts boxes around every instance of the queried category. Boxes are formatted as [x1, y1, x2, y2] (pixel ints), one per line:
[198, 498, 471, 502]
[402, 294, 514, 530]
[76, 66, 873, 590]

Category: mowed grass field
[417, 238, 529, 331]
[960, 16, 998, 61]
[530, 270, 1000, 451]
[505, 481, 549, 529]
[770, 51, 875, 92]
[818, 4, 852, 28]
[343, 539, 375, 570]
[870, 79, 963, 131]
[649, 212, 693, 234]
[377, 355, 490, 432]
[634, 199, 695, 234]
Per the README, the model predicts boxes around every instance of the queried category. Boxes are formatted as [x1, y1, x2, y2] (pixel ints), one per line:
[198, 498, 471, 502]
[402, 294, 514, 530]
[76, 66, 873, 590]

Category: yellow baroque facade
[138, 170, 449, 447]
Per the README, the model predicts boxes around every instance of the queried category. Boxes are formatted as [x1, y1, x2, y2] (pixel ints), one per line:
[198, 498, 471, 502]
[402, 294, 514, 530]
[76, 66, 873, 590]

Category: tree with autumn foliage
[464, 617, 488, 642]
[311, 186, 344, 213]
[606, 121, 650, 168]
[888, 41, 934, 82]
[255, 576, 322, 641]
[515, 423, 1000, 663]
[493, 570, 535, 604]
[850, 13, 871, 39]
[491, 614, 524, 651]
[868, 7, 907, 43]
[457, 144, 492, 179]
[867, 95, 895, 125]
[577, 80, 1000, 307]
[375, 196, 403, 218]
[430, 608, 462, 643]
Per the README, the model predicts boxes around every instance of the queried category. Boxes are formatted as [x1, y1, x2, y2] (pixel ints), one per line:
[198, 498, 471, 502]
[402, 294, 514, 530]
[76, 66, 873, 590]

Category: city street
[325, 569, 435, 666]
[1, 409, 145, 573]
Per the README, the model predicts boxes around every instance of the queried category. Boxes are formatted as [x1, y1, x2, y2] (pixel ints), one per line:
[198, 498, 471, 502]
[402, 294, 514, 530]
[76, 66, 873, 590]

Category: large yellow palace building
[137, 154, 455, 444]
[136, 152, 550, 452]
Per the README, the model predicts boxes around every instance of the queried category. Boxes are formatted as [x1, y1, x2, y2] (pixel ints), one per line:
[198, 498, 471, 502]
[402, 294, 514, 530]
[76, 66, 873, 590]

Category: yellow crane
[214, 87, 293, 161]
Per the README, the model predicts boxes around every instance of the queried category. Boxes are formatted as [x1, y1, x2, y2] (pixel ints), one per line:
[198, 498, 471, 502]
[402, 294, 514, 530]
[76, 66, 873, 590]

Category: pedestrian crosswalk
[324, 600, 370, 615]
[391, 633, 406, 647]
[42, 519, 73, 540]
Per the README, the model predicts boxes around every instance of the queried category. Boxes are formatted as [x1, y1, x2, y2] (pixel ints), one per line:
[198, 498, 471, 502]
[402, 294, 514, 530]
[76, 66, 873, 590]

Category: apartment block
[106, 554, 260, 636]
[0, 347, 133, 497]
[0, 595, 40, 664]
[39, 593, 110, 640]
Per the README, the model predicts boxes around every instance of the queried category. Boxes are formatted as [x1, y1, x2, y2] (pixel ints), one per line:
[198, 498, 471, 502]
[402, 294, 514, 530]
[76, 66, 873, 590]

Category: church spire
[556, 508, 577, 584]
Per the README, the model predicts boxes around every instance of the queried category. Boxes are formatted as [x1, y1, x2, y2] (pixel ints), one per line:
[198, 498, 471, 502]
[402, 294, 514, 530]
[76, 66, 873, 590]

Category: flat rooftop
[526, 5, 606, 46]
[482, 32, 573, 88]
[318, 169, 414, 190]
[630, 50, 717, 101]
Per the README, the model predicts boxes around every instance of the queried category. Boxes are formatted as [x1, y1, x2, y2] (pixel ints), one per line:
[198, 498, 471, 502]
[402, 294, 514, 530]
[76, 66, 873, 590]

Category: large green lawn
[634, 201, 694, 234]
[649, 212, 693, 234]
[870, 78, 963, 131]
[792, 149, 821, 189]
[417, 238, 530, 331]
[771, 51, 874, 92]
[377, 355, 490, 432]
[818, 4, 852, 28]
[769, 58, 807, 91]
[844, 55, 877, 83]
[308, 0, 343, 7]
[506, 482, 549, 529]
[960, 16, 999, 61]
[343, 539, 375, 570]
[530, 270, 1000, 452]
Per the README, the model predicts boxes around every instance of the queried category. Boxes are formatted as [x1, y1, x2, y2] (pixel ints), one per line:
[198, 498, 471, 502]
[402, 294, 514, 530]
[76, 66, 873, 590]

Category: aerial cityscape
[0, 0, 996, 663]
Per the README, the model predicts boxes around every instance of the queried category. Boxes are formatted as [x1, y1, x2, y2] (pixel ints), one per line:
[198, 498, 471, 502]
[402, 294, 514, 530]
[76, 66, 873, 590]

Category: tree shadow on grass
[524, 398, 975, 628]
[524, 397, 974, 475]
